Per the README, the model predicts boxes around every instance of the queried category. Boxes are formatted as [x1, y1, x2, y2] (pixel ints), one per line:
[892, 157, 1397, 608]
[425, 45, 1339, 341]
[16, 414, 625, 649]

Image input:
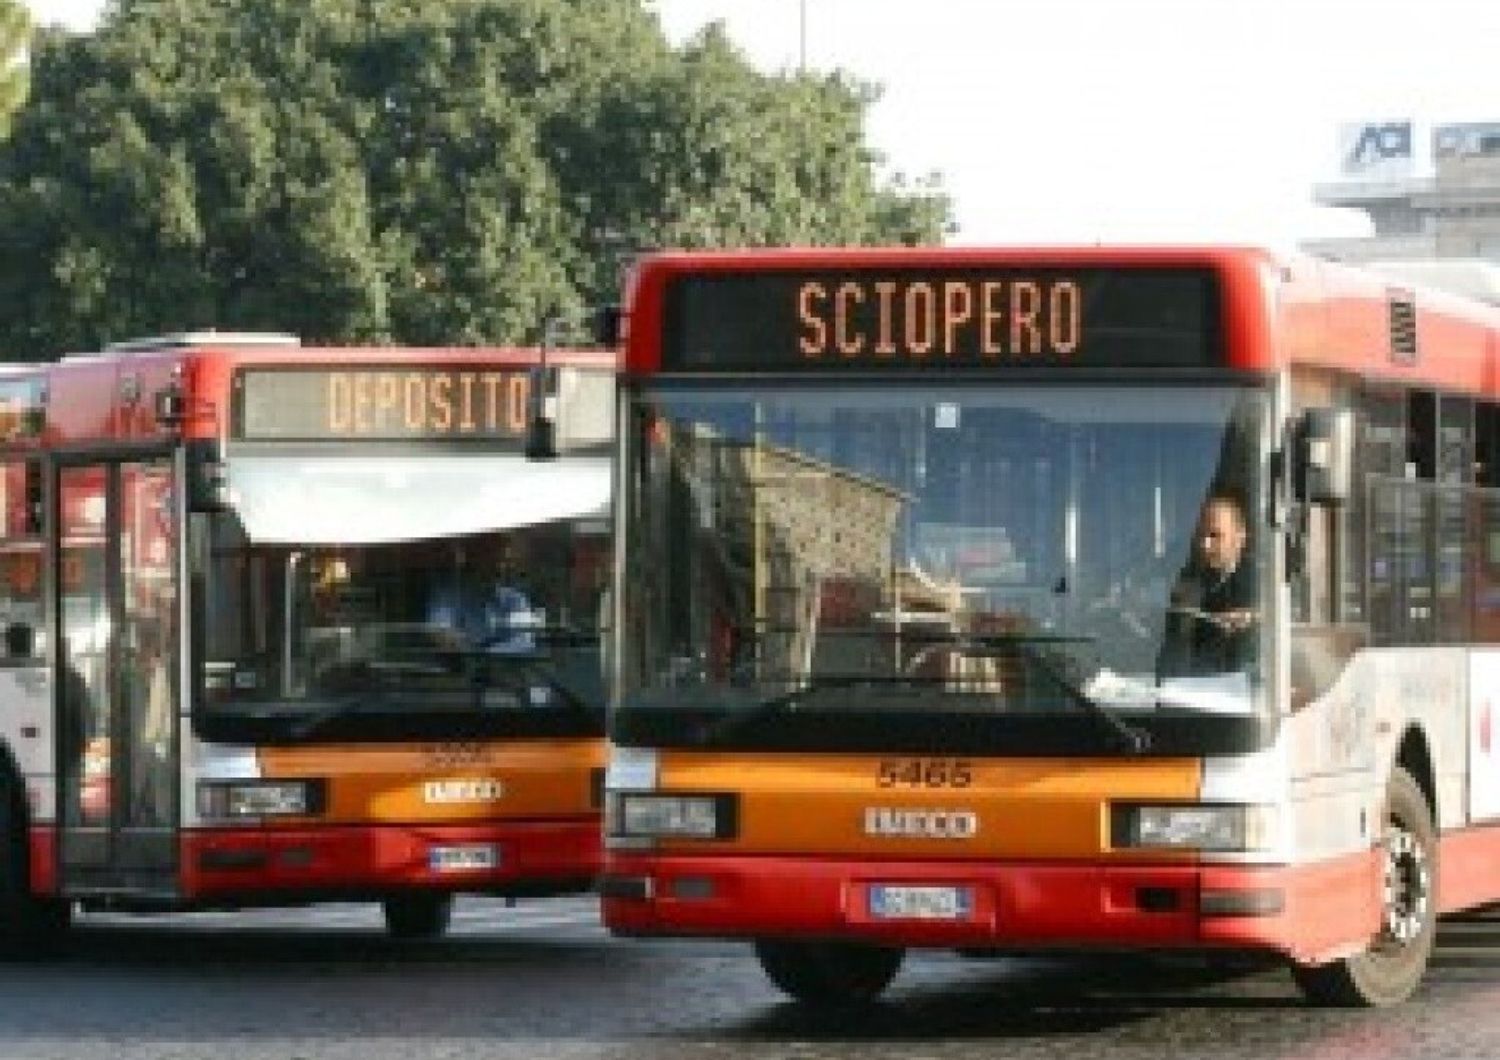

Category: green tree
[0, 0, 27, 140]
[0, 0, 950, 358]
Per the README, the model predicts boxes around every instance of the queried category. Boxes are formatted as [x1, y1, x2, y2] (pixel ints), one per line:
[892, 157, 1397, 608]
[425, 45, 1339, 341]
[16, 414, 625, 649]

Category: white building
[1303, 121, 1500, 265]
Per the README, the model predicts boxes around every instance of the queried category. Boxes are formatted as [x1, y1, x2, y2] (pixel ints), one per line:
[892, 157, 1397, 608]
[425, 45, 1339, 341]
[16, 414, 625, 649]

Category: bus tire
[1292, 766, 1436, 1007]
[382, 893, 454, 940]
[0, 777, 70, 958]
[754, 939, 904, 1005]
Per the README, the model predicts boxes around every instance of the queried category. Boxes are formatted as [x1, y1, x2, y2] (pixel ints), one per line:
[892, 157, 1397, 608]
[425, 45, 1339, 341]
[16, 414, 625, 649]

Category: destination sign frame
[234, 368, 533, 442]
[658, 267, 1222, 371]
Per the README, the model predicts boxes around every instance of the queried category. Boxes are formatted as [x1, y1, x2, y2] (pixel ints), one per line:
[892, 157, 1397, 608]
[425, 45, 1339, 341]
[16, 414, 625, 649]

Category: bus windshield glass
[197, 513, 610, 741]
[620, 383, 1271, 753]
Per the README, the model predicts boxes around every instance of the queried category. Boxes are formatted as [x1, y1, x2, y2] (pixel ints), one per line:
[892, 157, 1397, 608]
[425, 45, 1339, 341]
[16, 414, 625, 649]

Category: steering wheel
[1166, 605, 1258, 634]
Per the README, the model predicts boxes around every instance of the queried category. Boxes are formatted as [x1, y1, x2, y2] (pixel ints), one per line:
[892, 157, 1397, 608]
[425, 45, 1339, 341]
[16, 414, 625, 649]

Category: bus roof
[104, 331, 302, 353]
[621, 244, 1500, 393]
[1364, 259, 1500, 307]
[5, 340, 615, 449]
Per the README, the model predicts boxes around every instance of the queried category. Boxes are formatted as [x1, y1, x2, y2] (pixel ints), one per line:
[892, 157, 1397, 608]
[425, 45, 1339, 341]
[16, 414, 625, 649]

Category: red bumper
[179, 817, 601, 901]
[603, 850, 1380, 965]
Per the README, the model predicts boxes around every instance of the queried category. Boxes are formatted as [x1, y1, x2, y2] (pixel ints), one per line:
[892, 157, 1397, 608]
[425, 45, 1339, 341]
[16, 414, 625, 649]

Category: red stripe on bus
[27, 827, 57, 895]
[603, 850, 1381, 964]
[1436, 824, 1500, 914]
[178, 818, 601, 901]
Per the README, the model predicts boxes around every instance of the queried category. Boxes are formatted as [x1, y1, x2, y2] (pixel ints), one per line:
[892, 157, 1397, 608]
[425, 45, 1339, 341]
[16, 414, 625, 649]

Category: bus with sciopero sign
[0, 333, 613, 945]
[601, 246, 1500, 1007]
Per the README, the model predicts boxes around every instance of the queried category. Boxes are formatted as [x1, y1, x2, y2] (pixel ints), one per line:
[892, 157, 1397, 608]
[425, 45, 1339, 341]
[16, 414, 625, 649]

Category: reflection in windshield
[198, 514, 610, 723]
[623, 385, 1268, 728]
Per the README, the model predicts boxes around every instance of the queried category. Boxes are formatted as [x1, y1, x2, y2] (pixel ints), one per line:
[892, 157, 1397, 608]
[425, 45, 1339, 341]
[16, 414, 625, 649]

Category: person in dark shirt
[1156, 494, 1260, 679]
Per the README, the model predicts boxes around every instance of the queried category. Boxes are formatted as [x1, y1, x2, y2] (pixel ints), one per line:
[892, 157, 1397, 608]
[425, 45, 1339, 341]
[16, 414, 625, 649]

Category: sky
[21, 0, 1500, 250]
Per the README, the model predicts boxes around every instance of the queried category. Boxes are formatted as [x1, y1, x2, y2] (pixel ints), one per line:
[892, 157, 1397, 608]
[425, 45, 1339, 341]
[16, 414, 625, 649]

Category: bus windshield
[196, 511, 610, 742]
[619, 383, 1272, 754]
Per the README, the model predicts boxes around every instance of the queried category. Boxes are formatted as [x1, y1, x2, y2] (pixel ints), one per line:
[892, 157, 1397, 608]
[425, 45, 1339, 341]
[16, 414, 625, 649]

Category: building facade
[1304, 121, 1500, 265]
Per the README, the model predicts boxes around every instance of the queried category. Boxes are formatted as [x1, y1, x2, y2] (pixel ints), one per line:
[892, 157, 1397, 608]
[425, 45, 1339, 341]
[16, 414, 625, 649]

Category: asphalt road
[2, 898, 1500, 1059]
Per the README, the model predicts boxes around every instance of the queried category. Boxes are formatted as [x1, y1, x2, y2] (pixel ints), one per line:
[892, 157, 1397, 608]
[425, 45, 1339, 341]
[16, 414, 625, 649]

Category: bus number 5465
[876, 759, 972, 789]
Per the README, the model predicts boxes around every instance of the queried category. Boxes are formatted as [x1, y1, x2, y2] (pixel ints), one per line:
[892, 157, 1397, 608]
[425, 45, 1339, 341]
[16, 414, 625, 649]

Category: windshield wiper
[279, 654, 601, 738]
[693, 675, 953, 745]
[487, 667, 601, 717]
[531, 623, 602, 649]
[900, 632, 1150, 754]
[455, 647, 604, 716]
[684, 633, 1151, 753]
[285, 696, 395, 740]
[970, 636, 1152, 754]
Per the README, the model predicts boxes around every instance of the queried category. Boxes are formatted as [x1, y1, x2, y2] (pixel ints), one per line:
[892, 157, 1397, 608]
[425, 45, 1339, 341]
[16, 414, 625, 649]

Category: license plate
[868, 884, 973, 920]
[428, 844, 499, 872]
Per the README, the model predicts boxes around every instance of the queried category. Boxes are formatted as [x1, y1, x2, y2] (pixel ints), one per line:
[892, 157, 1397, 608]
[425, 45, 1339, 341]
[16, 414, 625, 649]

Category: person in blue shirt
[427, 543, 538, 655]
[482, 582, 538, 655]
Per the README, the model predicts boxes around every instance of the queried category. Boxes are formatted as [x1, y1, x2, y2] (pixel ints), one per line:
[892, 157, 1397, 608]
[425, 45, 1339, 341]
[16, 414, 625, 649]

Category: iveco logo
[863, 807, 979, 840]
[423, 779, 505, 804]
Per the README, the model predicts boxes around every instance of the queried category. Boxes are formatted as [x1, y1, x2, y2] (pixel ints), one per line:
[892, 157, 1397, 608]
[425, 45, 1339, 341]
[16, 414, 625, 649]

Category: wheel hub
[1381, 824, 1431, 946]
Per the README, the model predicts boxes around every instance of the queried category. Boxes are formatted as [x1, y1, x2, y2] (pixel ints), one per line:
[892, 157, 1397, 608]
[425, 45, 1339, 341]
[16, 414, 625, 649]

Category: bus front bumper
[601, 851, 1380, 965]
[179, 817, 601, 901]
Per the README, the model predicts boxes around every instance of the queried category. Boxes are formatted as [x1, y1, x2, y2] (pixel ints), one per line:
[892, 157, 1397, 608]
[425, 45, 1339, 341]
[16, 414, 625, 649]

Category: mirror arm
[1268, 447, 1290, 530]
[526, 315, 563, 461]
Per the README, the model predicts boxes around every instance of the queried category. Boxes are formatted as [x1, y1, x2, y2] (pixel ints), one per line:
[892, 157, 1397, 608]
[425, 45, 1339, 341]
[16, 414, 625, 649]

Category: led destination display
[236, 368, 532, 441]
[660, 267, 1222, 370]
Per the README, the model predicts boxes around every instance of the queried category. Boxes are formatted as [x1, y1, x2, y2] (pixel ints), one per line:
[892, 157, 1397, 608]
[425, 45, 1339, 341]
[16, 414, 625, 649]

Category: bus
[0, 332, 614, 946]
[600, 246, 1500, 1007]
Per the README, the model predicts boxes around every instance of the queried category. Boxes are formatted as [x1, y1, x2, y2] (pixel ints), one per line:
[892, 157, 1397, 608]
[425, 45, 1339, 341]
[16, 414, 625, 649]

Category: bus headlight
[606, 792, 736, 840]
[1112, 802, 1276, 852]
[198, 780, 325, 821]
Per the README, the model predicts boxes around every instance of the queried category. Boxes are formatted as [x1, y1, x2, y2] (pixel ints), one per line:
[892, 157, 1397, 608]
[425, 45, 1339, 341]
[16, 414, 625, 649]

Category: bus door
[55, 455, 181, 893]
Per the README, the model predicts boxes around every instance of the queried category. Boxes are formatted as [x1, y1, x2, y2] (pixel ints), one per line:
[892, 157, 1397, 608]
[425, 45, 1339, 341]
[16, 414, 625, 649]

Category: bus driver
[1156, 492, 1259, 679]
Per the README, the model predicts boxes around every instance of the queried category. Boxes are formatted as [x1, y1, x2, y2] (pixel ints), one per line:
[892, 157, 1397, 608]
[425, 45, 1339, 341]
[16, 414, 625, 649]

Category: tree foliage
[0, 0, 27, 140]
[0, 0, 950, 357]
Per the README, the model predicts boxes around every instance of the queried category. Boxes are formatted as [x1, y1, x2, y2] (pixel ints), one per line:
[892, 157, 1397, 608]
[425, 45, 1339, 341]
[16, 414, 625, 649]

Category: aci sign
[1339, 121, 1415, 178]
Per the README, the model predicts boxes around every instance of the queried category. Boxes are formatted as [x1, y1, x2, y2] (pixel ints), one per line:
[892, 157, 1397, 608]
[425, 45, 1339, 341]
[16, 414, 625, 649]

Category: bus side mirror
[525, 367, 558, 462]
[1296, 407, 1355, 506]
[153, 385, 187, 427]
[186, 440, 229, 511]
[593, 305, 623, 347]
[527, 367, 614, 461]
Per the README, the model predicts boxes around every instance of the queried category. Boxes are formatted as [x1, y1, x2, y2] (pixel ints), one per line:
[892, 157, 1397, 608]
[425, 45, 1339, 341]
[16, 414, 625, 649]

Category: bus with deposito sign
[600, 246, 1500, 1006]
[0, 333, 614, 944]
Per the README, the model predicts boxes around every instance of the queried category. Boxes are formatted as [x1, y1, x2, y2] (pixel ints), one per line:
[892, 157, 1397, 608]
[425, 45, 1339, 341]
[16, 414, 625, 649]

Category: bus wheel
[754, 939, 904, 1005]
[1293, 766, 1436, 1007]
[382, 894, 454, 940]
[0, 780, 71, 958]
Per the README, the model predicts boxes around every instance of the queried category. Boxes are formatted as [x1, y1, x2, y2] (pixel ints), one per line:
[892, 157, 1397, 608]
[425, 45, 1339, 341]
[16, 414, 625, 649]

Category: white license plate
[868, 884, 972, 920]
[428, 844, 499, 872]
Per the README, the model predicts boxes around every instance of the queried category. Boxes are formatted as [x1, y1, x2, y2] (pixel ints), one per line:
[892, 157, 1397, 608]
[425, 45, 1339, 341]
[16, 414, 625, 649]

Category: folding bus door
[55, 456, 180, 894]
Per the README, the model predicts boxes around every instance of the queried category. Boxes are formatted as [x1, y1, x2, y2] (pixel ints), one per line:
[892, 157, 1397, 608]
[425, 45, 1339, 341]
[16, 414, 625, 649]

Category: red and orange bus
[0, 332, 613, 945]
[602, 246, 1500, 1006]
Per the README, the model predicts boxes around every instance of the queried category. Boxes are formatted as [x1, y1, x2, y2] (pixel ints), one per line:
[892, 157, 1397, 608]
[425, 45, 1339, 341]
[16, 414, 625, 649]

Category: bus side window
[1371, 390, 1468, 646]
[1397, 390, 1435, 646]
[0, 459, 43, 662]
[1360, 386, 1404, 643]
[1477, 403, 1500, 488]
[1435, 397, 1473, 643]
[1473, 403, 1500, 644]
[1406, 390, 1436, 480]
